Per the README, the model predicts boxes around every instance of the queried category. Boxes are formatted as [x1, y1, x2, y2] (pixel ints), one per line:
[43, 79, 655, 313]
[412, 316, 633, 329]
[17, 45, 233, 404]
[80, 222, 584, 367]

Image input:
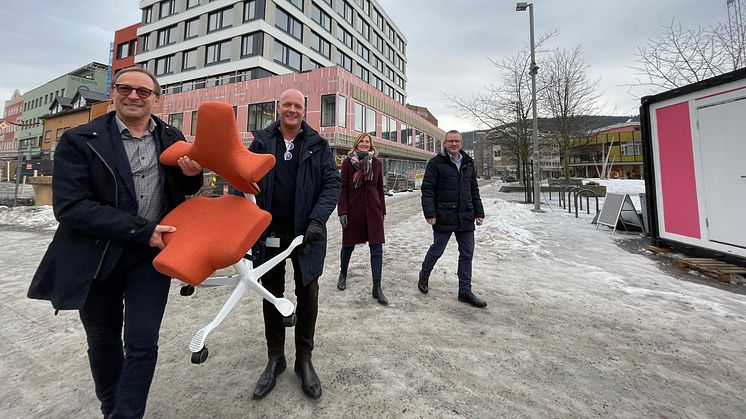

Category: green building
[17, 62, 109, 162]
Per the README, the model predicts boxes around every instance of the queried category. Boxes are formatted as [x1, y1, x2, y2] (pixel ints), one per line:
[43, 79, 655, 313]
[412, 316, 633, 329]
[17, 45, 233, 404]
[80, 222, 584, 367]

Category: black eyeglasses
[114, 84, 156, 99]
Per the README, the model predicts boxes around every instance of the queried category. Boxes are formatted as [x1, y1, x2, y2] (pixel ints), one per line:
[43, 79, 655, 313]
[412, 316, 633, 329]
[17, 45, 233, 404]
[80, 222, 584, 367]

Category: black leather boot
[372, 283, 388, 305]
[252, 356, 287, 399]
[417, 276, 428, 294]
[294, 358, 322, 400]
[337, 271, 347, 291]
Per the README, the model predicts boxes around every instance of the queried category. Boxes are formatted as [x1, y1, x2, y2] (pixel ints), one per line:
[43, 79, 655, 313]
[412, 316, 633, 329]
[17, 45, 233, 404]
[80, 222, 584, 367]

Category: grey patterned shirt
[115, 115, 162, 222]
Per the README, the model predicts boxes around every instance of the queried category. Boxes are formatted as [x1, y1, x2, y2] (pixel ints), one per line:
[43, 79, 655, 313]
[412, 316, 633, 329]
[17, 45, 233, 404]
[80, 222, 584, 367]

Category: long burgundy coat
[338, 156, 386, 246]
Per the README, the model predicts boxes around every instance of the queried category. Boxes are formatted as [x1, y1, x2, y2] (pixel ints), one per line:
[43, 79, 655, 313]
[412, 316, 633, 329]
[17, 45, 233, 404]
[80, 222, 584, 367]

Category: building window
[244, 0, 263, 21]
[247, 101, 275, 131]
[354, 102, 364, 133]
[336, 0, 353, 25]
[206, 40, 232, 65]
[310, 32, 330, 59]
[401, 124, 412, 146]
[155, 55, 174, 75]
[116, 42, 130, 59]
[183, 48, 197, 70]
[142, 6, 153, 24]
[241, 32, 263, 57]
[320, 94, 335, 127]
[157, 26, 177, 47]
[190, 111, 198, 135]
[388, 118, 397, 142]
[275, 7, 302, 41]
[187, 0, 200, 9]
[381, 115, 389, 141]
[169, 113, 184, 131]
[208, 7, 234, 32]
[366, 107, 376, 136]
[273, 40, 301, 71]
[185, 18, 199, 39]
[44, 130, 51, 144]
[55, 128, 65, 144]
[336, 51, 352, 72]
[305, 59, 322, 71]
[160, 0, 176, 18]
[311, 4, 331, 32]
[415, 130, 423, 149]
[355, 43, 369, 61]
[140, 33, 151, 52]
[338, 95, 347, 128]
[354, 15, 369, 39]
[288, 0, 303, 11]
[336, 26, 353, 49]
[354, 65, 368, 83]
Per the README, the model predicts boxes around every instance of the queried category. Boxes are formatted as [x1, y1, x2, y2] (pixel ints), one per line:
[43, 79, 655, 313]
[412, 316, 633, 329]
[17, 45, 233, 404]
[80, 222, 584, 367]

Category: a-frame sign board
[596, 193, 645, 234]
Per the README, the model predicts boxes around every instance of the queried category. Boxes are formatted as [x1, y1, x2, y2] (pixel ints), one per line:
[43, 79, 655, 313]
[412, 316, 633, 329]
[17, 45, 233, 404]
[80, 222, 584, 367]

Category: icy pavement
[1, 179, 745, 417]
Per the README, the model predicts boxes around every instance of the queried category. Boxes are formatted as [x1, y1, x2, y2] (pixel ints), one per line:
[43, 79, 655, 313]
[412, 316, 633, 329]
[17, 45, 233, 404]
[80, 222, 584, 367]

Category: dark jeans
[261, 232, 319, 360]
[420, 230, 475, 295]
[79, 244, 170, 419]
[340, 243, 383, 284]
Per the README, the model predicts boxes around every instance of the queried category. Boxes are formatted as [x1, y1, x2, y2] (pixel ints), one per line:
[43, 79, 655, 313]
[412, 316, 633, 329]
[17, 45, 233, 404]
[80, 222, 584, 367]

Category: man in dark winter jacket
[28, 67, 203, 418]
[419, 130, 487, 308]
[248, 88, 340, 400]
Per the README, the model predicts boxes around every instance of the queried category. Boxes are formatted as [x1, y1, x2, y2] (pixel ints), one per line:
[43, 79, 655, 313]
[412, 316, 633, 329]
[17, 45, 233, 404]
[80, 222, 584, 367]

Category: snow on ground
[0, 205, 57, 231]
[2, 179, 746, 417]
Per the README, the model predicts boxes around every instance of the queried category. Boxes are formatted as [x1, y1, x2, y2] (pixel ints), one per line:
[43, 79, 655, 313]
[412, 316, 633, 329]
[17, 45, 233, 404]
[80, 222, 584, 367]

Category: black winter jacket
[421, 149, 485, 232]
[28, 112, 203, 310]
[249, 120, 341, 285]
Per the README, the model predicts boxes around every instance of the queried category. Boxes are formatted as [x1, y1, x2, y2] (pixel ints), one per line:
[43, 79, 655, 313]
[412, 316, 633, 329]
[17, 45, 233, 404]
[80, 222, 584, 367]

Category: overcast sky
[0, 0, 731, 131]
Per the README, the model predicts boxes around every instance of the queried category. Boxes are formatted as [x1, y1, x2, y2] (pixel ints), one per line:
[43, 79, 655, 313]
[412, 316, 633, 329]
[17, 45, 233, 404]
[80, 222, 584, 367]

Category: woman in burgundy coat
[337, 133, 388, 305]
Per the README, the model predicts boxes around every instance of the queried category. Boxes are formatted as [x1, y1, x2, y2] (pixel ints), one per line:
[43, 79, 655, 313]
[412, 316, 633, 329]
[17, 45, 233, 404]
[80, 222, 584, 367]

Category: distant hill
[462, 115, 640, 146]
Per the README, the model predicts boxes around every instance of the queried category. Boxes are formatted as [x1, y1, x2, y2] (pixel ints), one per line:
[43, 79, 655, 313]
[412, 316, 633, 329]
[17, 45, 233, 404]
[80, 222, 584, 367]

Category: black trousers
[261, 232, 319, 360]
[79, 244, 170, 419]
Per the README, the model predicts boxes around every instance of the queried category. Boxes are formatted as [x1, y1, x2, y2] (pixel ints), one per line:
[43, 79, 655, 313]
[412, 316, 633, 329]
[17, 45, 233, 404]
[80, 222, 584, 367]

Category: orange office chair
[155, 101, 304, 364]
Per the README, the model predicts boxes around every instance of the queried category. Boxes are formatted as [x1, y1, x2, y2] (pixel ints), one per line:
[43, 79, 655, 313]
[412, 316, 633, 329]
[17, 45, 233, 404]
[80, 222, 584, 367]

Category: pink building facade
[153, 66, 444, 170]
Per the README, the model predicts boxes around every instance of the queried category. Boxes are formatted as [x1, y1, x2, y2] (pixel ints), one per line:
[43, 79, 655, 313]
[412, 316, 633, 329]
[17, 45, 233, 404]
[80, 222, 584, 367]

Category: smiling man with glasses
[29, 66, 203, 419]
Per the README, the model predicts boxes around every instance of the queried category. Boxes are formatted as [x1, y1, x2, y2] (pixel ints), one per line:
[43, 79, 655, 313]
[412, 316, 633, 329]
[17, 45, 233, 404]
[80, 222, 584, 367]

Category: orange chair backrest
[160, 101, 275, 194]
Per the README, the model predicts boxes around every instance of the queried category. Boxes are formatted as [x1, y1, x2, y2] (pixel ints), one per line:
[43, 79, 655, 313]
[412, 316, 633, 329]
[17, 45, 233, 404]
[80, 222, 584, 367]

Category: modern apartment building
[16, 62, 109, 161]
[135, 0, 407, 104]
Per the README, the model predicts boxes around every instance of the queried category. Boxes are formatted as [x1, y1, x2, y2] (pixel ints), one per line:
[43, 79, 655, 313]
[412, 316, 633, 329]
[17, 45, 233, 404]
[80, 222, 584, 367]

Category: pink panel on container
[655, 102, 701, 238]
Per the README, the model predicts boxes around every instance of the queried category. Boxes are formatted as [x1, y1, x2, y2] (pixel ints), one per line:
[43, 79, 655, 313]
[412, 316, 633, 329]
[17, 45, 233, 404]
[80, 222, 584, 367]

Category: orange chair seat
[153, 195, 271, 286]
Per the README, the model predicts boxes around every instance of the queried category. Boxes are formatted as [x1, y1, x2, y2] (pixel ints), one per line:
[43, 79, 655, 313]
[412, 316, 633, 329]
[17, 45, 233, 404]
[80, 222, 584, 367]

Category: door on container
[697, 96, 746, 248]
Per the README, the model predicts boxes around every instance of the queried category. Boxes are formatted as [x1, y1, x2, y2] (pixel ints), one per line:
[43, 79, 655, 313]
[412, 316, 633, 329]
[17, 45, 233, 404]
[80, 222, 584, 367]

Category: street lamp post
[516, 2, 543, 212]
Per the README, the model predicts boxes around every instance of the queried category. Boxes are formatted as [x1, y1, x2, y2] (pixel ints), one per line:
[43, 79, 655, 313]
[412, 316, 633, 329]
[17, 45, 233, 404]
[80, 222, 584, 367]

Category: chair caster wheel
[191, 347, 208, 364]
[180, 285, 195, 296]
[282, 313, 297, 327]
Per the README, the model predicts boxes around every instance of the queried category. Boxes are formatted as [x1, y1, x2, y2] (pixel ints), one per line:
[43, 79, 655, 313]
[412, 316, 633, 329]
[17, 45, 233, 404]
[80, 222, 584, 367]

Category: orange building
[41, 91, 109, 156]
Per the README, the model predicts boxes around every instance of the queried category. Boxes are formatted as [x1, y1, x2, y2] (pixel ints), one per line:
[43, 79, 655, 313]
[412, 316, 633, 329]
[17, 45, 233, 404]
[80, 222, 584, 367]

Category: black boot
[337, 271, 347, 291]
[372, 283, 388, 305]
[252, 356, 287, 399]
[417, 276, 428, 294]
[294, 358, 322, 400]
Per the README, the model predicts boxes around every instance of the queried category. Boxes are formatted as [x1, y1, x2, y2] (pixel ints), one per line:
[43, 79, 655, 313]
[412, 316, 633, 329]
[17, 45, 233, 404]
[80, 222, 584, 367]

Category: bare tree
[540, 46, 603, 180]
[631, 0, 746, 91]
[446, 31, 557, 181]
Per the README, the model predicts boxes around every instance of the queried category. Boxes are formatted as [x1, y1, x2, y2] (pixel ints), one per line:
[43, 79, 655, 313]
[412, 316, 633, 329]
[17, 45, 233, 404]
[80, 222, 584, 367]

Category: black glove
[304, 220, 324, 244]
[299, 220, 324, 254]
[339, 215, 348, 229]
